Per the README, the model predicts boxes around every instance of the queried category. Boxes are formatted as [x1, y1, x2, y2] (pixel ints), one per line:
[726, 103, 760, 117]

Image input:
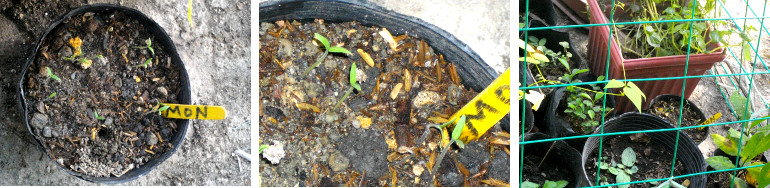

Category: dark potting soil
[521, 154, 573, 185]
[585, 135, 687, 188]
[259, 20, 508, 186]
[24, 10, 180, 178]
[707, 171, 734, 188]
[648, 99, 706, 143]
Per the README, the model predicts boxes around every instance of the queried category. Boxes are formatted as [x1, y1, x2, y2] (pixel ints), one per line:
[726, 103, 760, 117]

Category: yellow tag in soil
[446, 68, 510, 143]
[162, 104, 227, 120]
[698, 113, 721, 130]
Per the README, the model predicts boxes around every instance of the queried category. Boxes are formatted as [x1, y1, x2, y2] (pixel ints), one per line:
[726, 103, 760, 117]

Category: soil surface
[23, 9, 181, 178]
[1, 0, 250, 185]
[585, 135, 686, 188]
[258, 20, 509, 186]
[521, 154, 573, 185]
[648, 98, 707, 143]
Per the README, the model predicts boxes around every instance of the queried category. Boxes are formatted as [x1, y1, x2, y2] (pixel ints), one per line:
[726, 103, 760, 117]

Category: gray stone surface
[0, 0, 250, 185]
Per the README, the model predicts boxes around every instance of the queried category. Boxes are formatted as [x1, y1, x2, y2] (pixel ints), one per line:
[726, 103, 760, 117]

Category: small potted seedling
[301, 33, 352, 78]
[332, 62, 361, 110]
[594, 147, 639, 187]
[422, 115, 467, 185]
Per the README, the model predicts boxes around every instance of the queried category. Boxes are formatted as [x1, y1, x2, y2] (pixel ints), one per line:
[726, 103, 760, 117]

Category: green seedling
[708, 123, 770, 187]
[427, 115, 467, 184]
[45, 67, 61, 81]
[48, 92, 56, 99]
[596, 147, 639, 188]
[301, 33, 353, 78]
[134, 38, 155, 57]
[143, 101, 171, 116]
[332, 63, 361, 110]
[259, 144, 269, 154]
[521, 180, 568, 188]
[94, 111, 106, 120]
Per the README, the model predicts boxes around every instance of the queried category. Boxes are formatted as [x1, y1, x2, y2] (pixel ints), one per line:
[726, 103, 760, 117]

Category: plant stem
[333, 86, 354, 110]
[301, 51, 328, 78]
[537, 142, 557, 168]
[431, 140, 454, 186]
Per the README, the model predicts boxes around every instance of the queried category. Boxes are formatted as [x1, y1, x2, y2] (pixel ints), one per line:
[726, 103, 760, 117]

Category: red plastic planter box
[586, 0, 727, 113]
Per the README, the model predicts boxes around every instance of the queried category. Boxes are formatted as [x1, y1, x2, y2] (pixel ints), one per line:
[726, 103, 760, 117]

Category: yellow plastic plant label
[446, 68, 510, 143]
[162, 104, 227, 120]
[697, 112, 721, 130]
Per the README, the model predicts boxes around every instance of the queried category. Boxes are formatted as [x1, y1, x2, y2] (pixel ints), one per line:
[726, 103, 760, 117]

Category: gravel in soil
[24, 10, 181, 178]
[585, 135, 686, 188]
[648, 99, 706, 143]
[259, 20, 509, 186]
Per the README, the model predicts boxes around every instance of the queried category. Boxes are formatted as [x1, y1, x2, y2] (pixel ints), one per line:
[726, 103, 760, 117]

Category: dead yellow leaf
[357, 49, 375, 67]
[480, 178, 510, 187]
[69, 37, 82, 49]
[379, 28, 398, 51]
[404, 70, 412, 92]
[356, 116, 372, 129]
[296, 102, 320, 113]
[390, 83, 403, 100]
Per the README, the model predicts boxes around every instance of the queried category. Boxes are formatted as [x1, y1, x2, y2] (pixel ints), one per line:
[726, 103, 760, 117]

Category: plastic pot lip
[16, 4, 191, 184]
[581, 112, 706, 187]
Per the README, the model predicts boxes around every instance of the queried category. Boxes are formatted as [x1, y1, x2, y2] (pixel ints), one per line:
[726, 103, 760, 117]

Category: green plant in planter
[607, 0, 750, 58]
[596, 147, 639, 188]
[301, 33, 353, 78]
[521, 180, 568, 188]
[563, 72, 615, 133]
[523, 36, 572, 71]
[332, 63, 361, 110]
[427, 115, 468, 180]
[45, 67, 61, 81]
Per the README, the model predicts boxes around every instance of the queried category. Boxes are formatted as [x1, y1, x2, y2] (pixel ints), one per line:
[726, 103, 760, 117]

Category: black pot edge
[523, 133, 587, 187]
[16, 4, 191, 184]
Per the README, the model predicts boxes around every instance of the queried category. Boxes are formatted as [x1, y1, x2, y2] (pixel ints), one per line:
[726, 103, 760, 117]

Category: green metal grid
[519, 0, 770, 187]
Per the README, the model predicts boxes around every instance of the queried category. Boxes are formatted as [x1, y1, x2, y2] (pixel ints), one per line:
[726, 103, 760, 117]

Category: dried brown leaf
[358, 49, 375, 67]
[480, 178, 510, 187]
[296, 102, 320, 113]
[404, 69, 412, 92]
[390, 83, 403, 100]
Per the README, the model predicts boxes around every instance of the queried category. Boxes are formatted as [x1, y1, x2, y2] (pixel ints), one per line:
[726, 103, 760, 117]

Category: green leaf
[587, 110, 595, 120]
[741, 131, 770, 164]
[730, 90, 752, 120]
[758, 162, 770, 188]
[608, 167, 621, 175]
[712, 134, 739, 156]
[616, 172, 631, 188]
[628, 165, 638, 174]
[579, 93, 592, 100]
[451, 115, 466, 140]
[46, 67, 61, 81]
[48, 92, 57, 98]
[599, 162, 609, 169]
[747, 161, 764, 183]
[573, 69, 589, 75]
[350, 63, 358, 89]
[558, 58, 569, 70]
[144, 58, 153, 68]
[259, 144, 269, 154]
[532, 53, 550, 63]
[158, 104, 170, 112]
[623, 82, 646, 112]
[544, 180, 568, 188]
[706, 156, 735, 170]
[539, 38, 547, 46]
[528, 36, 538, 43]
[621, 147, 636, 166]
[749, 115, 770, 132]
[730, 174, 749, 188]
[743, 42, 753, 62]
[519, 57, 541, 64]
[605, 79, 625, 89]
[454, 139, 465, 149]
[314, 33, 330, 50]
[146, 38, 154, 56]
[521, 181, 540, 188]
[328, 47, 352, 55]
[559, 41, 569, 49]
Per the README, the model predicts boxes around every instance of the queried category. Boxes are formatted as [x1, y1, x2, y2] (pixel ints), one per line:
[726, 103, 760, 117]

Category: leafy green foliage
[46, 67, 61, 81]
[451, 115, 467, 149]
[605, 79, 646, 113]
[259, 144, 269, 154]
[706, 156, 734, 170]
[146, 38, 154, 56]
[521, 180, 568, 188]
[563, 76, 610, 134]
[48, 92, 57, 99]
[730, 90, 752, 121]
[519, 37, 571, 70]
[708, 126, 770, 187]
[302, 33, 352, 78]
[333, 63, 361, 110]
[599, 147, 638, 188]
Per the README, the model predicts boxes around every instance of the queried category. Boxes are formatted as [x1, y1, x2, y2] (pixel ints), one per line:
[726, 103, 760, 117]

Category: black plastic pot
[17, 4, 191, 183]
[519, 0, 557, 27]
[260, 0, 509, 130]
[518, 19, 583, 68]
[581, 113, 707, 188]
[540, 74, 615, 150]
[522, 133, 587, 187]
[519, 61, 535, 134]
[646, 94, 708, 144]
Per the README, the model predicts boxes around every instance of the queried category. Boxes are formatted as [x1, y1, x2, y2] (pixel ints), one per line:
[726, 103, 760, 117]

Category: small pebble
[147, 132, 158, 146]
[58, 46, 72, 58]
[43, 127, 52, 137]
[156, 87, 168, 97]
[104, 117, 114, 126]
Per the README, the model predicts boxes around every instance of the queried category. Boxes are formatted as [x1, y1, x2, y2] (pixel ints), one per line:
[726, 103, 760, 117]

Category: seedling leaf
[706, 156, 734, 170]
[451, 115, 466, 141]
[741, 131, 770, 164]
[48, 92, 56, 98]
[605, 79, 625, 89]
[758, 162, 770, 188]
[543, 180, 568, 188]
[616, 172, 631, 188]
[730, 174, 749, 188]
[350, 63, 361, 91]
[621, 147, 636, 166]
[521, 181, 539, 188]
[730, 90, 751, 120]
[259, 144, 269, 154]
[328, 47, 352, 55]
[314, 33, 330, 49]
[454, 139, 465, 149]
[46, 67, 61, 81]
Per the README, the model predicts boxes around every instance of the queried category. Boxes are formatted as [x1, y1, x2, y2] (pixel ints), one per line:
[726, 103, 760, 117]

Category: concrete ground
[0, 0, 250, 185]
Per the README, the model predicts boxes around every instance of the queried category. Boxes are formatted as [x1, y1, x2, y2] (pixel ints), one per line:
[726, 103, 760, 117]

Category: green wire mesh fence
[519, 0, 770, 187]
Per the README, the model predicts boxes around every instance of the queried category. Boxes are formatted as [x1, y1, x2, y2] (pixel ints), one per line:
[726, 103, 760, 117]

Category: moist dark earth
[259, 20, 509, 186]
[585, 135, 686, 188]
[1, 0, 250, 185]
[521, 154, 573, 186]
[648, 98, 707, 143]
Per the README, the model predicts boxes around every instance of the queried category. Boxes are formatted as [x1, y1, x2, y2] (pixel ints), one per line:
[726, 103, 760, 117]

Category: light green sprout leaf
[259, 144, 269, 154]
[451, 115, 466, 141]
[350, 63, 361, 91]
[521, 181, 539, 188]
[616, 172, 631, 188]
[741, 131, 770, 164]
[621, 147, 636, 166]
[146, 38, 155, 56]
[605, 79, 625, 89]
[48, 92, 57, 99]
[94, 111, 105, 120]
[314, 33, 331, 50]
[730, 90, 751, 120]
[46, 67, 61, 81]
[758, 162, 770, 188]
[543, 180, 568, 188]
